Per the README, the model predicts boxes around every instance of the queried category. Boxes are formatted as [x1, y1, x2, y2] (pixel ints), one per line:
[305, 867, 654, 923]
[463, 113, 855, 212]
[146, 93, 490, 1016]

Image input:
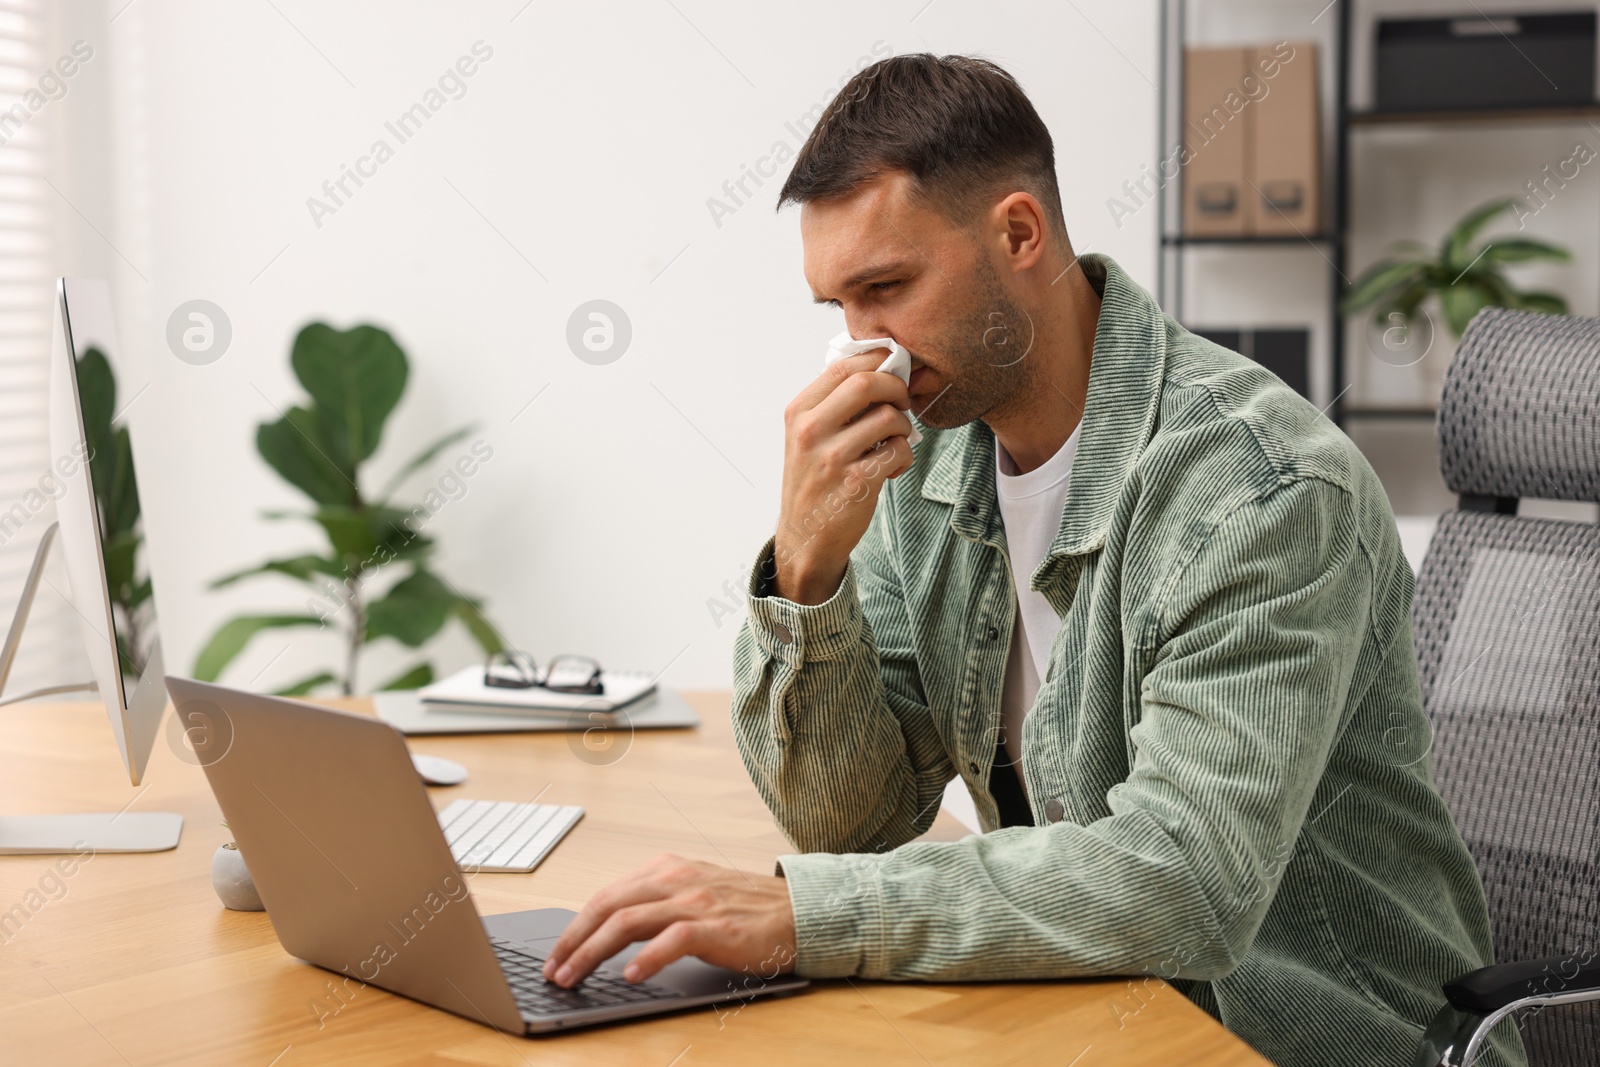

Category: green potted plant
[193, 322, 504, 695]
[1343, 199, 1569, 393]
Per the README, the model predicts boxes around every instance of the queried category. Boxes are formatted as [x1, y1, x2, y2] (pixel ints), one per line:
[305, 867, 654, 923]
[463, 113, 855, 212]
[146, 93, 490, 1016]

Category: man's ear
[993, 191, 1048, 273]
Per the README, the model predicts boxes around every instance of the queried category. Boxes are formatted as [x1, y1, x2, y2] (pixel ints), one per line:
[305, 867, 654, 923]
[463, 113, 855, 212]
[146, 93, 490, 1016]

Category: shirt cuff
[776, 851, 884, 978]
[743, 536, 864, 668]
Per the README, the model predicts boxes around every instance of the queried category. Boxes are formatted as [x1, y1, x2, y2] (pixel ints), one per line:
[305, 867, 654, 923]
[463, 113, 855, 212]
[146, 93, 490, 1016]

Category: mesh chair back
[1416, 307, 1600, 1063]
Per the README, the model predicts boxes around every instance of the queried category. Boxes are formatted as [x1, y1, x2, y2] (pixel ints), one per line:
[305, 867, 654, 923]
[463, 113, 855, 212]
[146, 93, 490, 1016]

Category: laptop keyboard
[438, 799, 584, 873]
[491, 938, 680, 1015]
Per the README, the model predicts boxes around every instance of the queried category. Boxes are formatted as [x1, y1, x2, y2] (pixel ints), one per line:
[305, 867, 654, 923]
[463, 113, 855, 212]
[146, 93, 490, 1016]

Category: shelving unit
[1347, 104, 1600, 126]
[1156, 1, 1600, 428]
[1161, 234, 1338, 245]
[1156, 0, 1351, 422]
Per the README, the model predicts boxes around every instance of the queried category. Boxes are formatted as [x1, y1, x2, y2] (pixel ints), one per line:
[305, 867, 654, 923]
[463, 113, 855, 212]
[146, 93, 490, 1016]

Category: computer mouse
[411, 753, 469, 787]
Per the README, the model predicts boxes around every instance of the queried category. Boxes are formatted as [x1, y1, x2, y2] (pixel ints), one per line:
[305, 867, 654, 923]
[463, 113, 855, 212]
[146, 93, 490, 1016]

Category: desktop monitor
[0, 278, 182, 853]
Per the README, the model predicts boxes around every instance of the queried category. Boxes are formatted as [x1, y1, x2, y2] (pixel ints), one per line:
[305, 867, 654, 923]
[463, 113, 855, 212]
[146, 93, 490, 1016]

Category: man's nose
[843, 317, 891, 342]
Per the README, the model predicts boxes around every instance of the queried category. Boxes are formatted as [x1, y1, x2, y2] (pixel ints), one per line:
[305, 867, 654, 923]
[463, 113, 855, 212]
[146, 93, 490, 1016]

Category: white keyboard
[438, 798, 584, 873]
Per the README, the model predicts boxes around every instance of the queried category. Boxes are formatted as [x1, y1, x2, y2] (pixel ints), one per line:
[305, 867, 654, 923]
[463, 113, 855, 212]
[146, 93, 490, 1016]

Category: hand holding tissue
[823, 331, 923, 445]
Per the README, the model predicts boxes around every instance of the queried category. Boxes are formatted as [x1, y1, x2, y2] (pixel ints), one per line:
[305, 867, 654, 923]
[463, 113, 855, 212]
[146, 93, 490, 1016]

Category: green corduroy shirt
[731, 254, 1525, 1067]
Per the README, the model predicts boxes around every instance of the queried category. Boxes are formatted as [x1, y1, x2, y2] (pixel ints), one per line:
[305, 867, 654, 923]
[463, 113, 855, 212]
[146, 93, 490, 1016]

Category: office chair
[1411, 307, 1600, 1066]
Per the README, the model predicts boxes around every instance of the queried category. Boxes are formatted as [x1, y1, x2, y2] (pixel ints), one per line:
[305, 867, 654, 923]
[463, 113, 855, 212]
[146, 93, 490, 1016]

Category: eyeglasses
[483, 650, 604, 694]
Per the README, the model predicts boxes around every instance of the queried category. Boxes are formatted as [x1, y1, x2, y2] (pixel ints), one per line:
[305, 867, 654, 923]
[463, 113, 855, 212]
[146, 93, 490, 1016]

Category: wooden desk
[0, 692, 1268, 1066]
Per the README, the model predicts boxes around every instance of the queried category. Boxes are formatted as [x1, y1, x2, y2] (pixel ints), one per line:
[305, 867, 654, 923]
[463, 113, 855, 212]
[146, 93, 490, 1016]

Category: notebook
[418, 664, 657, 715]
[372, 688, 700, 735]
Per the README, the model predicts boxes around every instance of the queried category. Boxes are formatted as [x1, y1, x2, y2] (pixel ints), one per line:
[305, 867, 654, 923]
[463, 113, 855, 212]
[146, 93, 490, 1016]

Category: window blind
[0, 0, 79, 699]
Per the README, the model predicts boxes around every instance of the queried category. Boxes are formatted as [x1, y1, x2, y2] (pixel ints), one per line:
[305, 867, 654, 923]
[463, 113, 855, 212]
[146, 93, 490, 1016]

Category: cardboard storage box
[1250, 41, 1320, 236]
[1182, 42, 1321, 237]
[1184, 46, 1252, 236]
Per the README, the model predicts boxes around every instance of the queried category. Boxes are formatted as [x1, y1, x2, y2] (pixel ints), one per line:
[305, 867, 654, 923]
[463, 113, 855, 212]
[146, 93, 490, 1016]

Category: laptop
[164, 677, 810, 1033]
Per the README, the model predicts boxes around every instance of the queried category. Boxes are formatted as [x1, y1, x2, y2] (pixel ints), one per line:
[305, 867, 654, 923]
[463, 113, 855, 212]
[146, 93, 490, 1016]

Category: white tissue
[823, 331, 923, 445]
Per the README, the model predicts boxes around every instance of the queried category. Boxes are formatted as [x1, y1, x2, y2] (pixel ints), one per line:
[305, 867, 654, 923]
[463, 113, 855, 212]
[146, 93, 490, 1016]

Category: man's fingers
[791, 352, 892, 413]
[794, 429, 909, 518]
[620, 920, 707, 984]
[856, 435, 913, 485]
[550, 900, 683, 987]
[544, 853, 696, 978]
[808, 368, 910, 432]
[831, 403, 916, 463]
[543, 878, 668, 978]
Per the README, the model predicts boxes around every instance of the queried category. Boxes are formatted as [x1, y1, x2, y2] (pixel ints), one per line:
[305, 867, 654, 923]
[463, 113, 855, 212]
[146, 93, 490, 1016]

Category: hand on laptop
[541, 853, 796, 988]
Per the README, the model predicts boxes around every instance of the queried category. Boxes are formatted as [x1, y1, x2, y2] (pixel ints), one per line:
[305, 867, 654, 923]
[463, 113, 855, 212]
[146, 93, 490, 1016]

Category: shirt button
[1043, 798, 1065, 823]
[967, 504, 978, 514]
[968, 761, 980, 776]
[987, 626, 999, 640]
[772, 622, 794, 645]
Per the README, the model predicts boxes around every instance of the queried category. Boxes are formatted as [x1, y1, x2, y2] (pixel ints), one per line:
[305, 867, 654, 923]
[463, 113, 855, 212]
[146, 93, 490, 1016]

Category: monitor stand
[0, 522, 184, 854]
[0, 813, 184, 853]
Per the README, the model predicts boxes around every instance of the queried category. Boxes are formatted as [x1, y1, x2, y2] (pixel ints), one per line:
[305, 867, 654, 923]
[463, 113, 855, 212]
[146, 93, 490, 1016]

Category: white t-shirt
[994, 419, 1081, 791]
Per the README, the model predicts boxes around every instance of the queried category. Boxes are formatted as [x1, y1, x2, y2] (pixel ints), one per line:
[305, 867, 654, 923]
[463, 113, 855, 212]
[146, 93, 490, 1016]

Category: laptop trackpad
[483, 908, 778, 998]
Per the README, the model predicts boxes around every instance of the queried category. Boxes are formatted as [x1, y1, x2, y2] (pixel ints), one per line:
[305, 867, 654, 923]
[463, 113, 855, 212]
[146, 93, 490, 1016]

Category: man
[543, 54, 1524, 1066]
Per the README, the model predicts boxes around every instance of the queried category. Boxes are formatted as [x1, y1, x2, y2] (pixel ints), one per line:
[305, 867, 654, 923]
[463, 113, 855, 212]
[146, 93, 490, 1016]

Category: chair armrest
[1445, 952, 1600, 1013]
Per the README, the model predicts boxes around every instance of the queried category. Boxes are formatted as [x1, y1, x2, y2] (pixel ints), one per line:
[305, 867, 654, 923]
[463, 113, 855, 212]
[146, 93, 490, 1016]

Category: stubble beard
[912, 259, 1038, 431]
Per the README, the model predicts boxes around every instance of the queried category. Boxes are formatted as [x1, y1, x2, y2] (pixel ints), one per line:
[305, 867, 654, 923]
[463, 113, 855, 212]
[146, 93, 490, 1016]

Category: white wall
[41, 0, 1160, 694]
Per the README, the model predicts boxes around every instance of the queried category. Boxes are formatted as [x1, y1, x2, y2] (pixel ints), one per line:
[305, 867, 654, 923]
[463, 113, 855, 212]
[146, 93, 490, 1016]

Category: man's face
[801, 171, 1034, 430]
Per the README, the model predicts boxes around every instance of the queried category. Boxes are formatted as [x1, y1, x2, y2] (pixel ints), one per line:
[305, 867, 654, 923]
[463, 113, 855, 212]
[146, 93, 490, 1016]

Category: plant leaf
[374, 424, 477, 504]
[91, 423, 140, 542]
[193, 614, 326, 681]
[209, 554, 347, 590]
[1439, 284, 1492, 339]
[257, 405, 357, 506]
[377, 662, 435, 690]
[273, 671, 339, 696]
[313, 505, 381, 564]
[102, 529, 140, 607]
[1466, 270, 1512, 308]
[365, 569, 457, 648]
[369, 506, 435, 564]
[313, 504, 432, 574]
[75, 348, 139, 536]
[291, 323, 408, 476]
[1385, 239, 1434, 260]
[1443, 199, 1518, 272]
[1479, 239, 1572, 266]
[1392, 282, 1431, 320]
[1342, 260, 1426, 315]
[1511, 290, 1569, 315]
[74, 347, 117, 470]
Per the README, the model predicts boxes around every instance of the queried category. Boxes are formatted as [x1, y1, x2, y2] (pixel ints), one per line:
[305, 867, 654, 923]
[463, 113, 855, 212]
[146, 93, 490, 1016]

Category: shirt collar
[918, 252, 1169, 561]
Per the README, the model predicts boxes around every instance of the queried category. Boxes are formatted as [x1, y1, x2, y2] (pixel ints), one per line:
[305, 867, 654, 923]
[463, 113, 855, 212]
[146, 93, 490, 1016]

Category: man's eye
[869, 281, 898, 294]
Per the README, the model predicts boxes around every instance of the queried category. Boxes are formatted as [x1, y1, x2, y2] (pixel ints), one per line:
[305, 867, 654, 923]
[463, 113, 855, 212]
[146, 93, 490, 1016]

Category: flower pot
[211, 842, 265, 911]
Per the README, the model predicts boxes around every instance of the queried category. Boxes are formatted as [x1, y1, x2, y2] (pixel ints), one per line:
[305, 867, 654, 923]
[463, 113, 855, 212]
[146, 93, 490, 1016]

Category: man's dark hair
[776, 53, 1068, 241]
